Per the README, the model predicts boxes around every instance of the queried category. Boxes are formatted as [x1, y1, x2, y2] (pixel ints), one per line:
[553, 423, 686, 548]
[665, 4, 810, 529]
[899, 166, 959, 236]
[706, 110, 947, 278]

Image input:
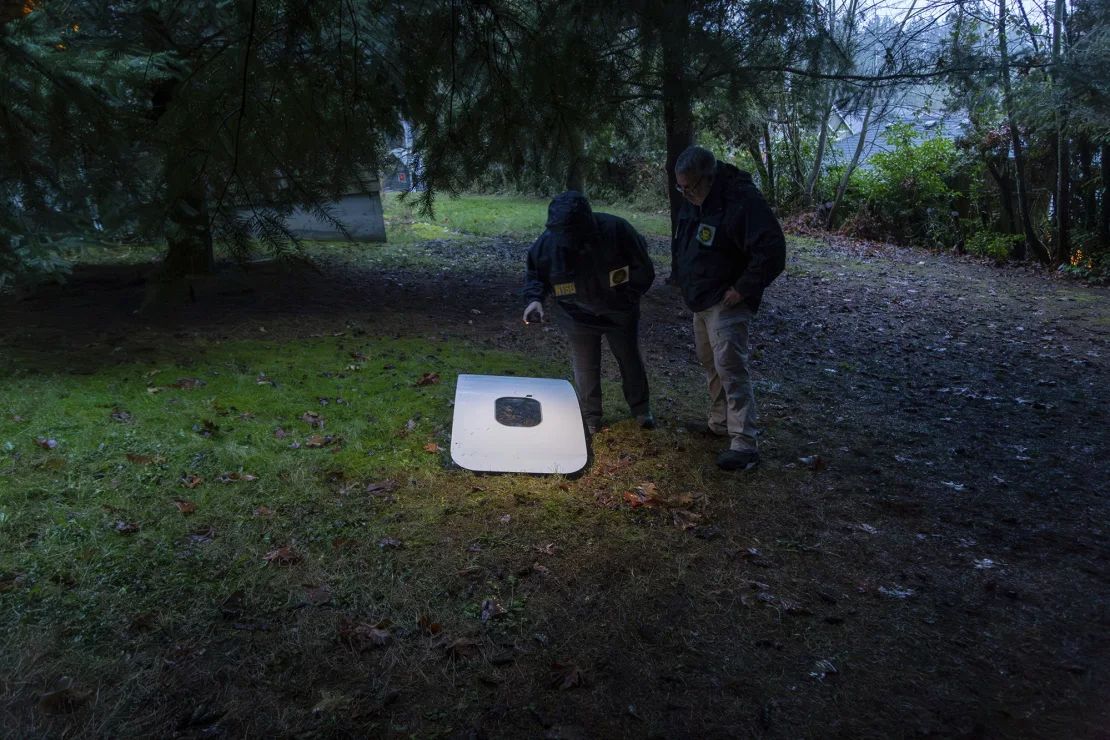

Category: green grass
[382, 191, 671, 244]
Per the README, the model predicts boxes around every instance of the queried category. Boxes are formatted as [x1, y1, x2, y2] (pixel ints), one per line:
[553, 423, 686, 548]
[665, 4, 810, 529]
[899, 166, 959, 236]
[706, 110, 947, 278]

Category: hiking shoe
[683, 420, 727, 438]
[716, 449, 759, 472]
[636, 413, 656, 430]
[586, 419, 602, 435]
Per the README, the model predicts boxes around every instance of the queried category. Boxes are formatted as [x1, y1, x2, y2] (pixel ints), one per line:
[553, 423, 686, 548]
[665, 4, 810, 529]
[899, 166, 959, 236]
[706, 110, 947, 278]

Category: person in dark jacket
[670, 146, 785, 471]
[523, 191, 655, 434]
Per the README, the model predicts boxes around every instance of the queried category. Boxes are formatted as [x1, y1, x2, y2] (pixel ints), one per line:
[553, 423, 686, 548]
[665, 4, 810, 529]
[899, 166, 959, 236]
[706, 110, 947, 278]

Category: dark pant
[563, 317, 650, 426]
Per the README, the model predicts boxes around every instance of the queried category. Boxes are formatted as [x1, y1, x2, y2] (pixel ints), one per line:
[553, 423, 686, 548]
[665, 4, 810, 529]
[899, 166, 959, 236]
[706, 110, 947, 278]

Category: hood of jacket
[545, 191, 598, 244]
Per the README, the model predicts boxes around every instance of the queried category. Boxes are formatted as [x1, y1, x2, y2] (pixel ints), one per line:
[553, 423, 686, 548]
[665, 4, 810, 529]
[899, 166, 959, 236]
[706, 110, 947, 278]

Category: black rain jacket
[670, 162, 785, 313]
[524, 191, 655, 329]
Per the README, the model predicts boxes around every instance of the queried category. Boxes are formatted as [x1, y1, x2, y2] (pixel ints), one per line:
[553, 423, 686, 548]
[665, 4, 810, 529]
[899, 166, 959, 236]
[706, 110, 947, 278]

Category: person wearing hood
[523, 191, 656, 434]
[670, 146, 785, 471]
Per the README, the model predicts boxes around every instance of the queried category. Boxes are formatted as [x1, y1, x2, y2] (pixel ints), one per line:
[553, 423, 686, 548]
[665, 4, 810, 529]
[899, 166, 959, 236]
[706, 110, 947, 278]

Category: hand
[523, 301, 544, 324]
[723, 288, 744, 307]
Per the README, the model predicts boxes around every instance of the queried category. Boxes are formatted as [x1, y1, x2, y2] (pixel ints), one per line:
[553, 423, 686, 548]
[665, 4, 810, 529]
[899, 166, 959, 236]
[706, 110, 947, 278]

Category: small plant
[965, 230, 1024, 260]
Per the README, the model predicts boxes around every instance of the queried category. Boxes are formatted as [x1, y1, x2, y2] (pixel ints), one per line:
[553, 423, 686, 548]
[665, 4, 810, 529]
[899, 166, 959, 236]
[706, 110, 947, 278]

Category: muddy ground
[1, 233, 1108, 738]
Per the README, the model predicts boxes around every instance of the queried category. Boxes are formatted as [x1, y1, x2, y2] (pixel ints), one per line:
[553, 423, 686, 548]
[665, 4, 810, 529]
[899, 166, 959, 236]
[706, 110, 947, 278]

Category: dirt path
[1, 235, 1108, 737]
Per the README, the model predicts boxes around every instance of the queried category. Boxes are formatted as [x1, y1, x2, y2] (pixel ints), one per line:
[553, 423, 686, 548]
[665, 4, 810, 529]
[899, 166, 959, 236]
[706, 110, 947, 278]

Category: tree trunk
[564, 127, 586, 193]
[999, 0, 1048, 262]
[661, 0, 693, 231]
[1052, 0, 1069, 265]
[763, 123, 777, 209]
[985, 157, 1017, 234]
[1102, 143, 1110, 249]
[745, 136, 770, 198]
[804, 95, 833, 206]
[1077, 135, 1095, 230]
[827, 94, 874, 229]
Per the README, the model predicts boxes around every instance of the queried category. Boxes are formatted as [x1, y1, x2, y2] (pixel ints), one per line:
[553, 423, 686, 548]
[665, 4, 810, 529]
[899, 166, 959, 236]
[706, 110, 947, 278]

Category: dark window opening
[495, 396, 542, 427]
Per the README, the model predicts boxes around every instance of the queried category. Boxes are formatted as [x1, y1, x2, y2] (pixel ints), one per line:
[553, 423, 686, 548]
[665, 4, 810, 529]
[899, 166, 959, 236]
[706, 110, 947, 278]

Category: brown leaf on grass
[799, 455, 827, 472]
[114, 520, 140, 535]
[169, 377, 206, 390]
[180, 474, 203, 489]
[193, 420, 219, 438]
[37, 686, 91, 715]
[415, 372, 440, 387]
[551, 662, 585, 690]
[273, 427, 289, 439]
[418, 614, 443, 635]
[253, 505, 274, 518]
[623, 489, 647, 509]
[423, 442, 441, 453]
[480, 598, 506, 623]
[305, 434, 337, 448]
[126, 453, 161, 465]
[534, 543, 560, 556]
[301, 411, 325, 429]
[173, 499, 197, 515]
[237, 411, 256, 420]
[110, 408, 132, 423]
[304, 584, 332, 606]
[366, 480, 398, 495]
[671, 509, 703, 531]
[186, 526, 215, 544]
[338, 617, 392, 650]
[33, 437, 57, 450]
[0, 573, 25, 592]
[532, 563, 551, 576]
[457, 565, 483, 580]
[263, 545, 302, 565]
[217, 472, 258, 483]
[444, 637, 480, 660]
[256, 373, 273, 385]
[378, 537, 403, 550]
[331, 536, 355, 550]
[350, 352, 368, 361]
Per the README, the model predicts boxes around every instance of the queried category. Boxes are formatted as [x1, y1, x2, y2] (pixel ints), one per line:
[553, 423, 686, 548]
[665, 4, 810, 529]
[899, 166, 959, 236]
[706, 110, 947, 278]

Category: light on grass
[450, 375, 587, 475]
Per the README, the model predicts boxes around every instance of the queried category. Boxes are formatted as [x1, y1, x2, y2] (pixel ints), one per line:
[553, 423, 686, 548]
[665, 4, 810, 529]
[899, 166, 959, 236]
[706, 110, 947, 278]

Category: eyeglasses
[675, 175, 710, 196]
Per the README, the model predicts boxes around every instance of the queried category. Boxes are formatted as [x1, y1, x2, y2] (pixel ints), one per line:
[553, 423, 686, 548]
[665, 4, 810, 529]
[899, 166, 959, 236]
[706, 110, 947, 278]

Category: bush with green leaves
[850, 124, 961, 247]
[965, 230, 1024, 260]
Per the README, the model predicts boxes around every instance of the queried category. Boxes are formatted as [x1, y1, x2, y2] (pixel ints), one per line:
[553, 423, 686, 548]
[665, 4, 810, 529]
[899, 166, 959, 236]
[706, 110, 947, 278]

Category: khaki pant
[693, 301, 758, 452]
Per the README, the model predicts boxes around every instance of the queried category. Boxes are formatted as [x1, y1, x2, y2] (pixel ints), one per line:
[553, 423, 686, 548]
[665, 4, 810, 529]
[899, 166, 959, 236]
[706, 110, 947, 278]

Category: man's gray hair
[675, 146, 717, 178]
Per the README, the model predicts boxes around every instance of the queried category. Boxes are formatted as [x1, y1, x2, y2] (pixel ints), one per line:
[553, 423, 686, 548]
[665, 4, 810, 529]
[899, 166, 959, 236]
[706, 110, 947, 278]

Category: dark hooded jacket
[670, 162, 785, 313]
[524, 191, 655, 329]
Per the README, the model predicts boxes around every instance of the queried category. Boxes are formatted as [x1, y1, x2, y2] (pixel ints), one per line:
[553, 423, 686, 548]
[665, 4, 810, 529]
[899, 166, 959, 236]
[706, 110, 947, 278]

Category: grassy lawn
[382, 191, 672, 244]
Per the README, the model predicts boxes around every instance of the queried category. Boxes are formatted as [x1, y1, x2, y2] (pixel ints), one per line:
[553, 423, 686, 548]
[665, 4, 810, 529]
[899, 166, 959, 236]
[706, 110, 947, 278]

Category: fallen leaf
[37, 686, 91, 715]
[499, 513, 511, 524]
[33, 437, 57, 450]
[457, 565, 483, 579]
[350, 352, 368, 361]
[623, 490, 647, 509]
[126, 453, 164, 465]
[444, 637, 480, 660]
[378, 537, 403, 550]
[671, 509, 703, 530]
[193, 420, 219, 438]
[263, 545, 302, 565]
[217, 472, 258, 483]
[338, 617, 392, 650]
[253, 505, 274, 518]
[532, 563, 551, 576]
[186, 526, 215, 544]
[551, 662, 584, 690]
[301, 411, 325, 429]
[534, 543, 560, 556]
[418, 614, 442, 635]
[114, 520, 140, 535]
[305, 434, 335, 448]
[798, 455, 827, 471]
[810, 658, 839, 680]
[173, 500, 197, 515]
[366, 480, 398, 495]
[169, 378, 206, 390]
[273, 427, 289, 439]
[311, 689, 350, 717]
[180, 474, 203, 489]
[110, 409, 132, 423]
[480, 598, 506, 623]
[424, 442, 441, 453]
[415, 372, 440, 387]
[304, 584, 332, 606]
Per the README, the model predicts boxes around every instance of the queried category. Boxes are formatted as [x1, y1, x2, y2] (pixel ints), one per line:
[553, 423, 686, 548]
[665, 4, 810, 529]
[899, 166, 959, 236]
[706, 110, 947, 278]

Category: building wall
[283, 192, 386, 241]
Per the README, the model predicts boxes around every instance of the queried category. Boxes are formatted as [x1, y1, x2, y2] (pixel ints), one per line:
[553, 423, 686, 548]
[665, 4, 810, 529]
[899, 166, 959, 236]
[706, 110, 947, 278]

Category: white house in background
[240, 174, 386, 242]
[279, 177, 386, 241]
